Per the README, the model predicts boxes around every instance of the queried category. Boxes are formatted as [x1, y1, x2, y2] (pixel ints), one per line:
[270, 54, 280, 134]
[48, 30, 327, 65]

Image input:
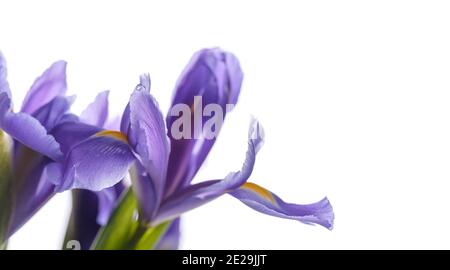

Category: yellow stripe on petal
[241, 182, 276, 204]
[95, 130, 129, 143]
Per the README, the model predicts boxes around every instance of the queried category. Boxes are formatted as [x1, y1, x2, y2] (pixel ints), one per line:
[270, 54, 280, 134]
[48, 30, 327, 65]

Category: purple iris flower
[50, 48, 334, 247]
[0, 52, 72, 240]
[63, 91, 125, 249]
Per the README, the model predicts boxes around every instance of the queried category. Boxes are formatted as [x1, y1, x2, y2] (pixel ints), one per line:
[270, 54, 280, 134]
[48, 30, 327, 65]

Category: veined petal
[128, 86, 169, 209]
[21, 61, 67, 114]
[80, 91, 109, 127]
[0, 52, 11, 98]
[164, 48, 244, 196]
[153, 119, 263, 225]
[52, 131, 135, 192]
[229, 183, 334, 229]
[0, 95, 62, 161]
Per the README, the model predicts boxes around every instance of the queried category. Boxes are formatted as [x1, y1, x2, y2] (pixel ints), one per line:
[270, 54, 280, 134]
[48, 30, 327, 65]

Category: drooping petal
[51, 131, 135, 192]
[153, 119, 263, 225]
[229, 183, 334, 229]
[0, 52, 11, 98]
[156, 217, 181, 250]
[0, 94, 62, 161]
[128, 85, 170, 219]
[80, 90, 109, 127]
[164, 48, 244, 197]
[21, 61, 67, 114]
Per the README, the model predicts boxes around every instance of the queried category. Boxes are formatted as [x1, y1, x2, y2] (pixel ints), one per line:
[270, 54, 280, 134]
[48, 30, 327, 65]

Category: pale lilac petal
[80, 91, 109, 127]
[0, 52, 11, 98]
[21, 61, 67, 114]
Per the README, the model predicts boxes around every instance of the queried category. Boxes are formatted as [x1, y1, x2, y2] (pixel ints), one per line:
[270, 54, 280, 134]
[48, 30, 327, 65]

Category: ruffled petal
[128, 85, 169, 216]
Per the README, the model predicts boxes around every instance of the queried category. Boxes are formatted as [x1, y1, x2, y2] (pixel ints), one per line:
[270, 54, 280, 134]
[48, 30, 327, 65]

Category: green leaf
[91, 188, 139, 250]
[91, 188, 171, 250]
[0, 131, 12, 245]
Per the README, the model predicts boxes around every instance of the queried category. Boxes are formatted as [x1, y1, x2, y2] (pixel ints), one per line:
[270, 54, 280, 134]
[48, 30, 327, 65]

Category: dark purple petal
[8, 157, 55, 237]
[128, 86, 169, 219]
[156, 217, 181, 250]
[80, 91, 109, 127]
[229, 183, 334, 229]
[0, 93, 62, 161]
[64, 189, 101, 250]
[164, 48, 244, 197]
[153, 120, 263, 225]
[64, 182, 125, 250]
[21, 61, 67, 114]
[0, 52, 11, 98]
[51, 131, 135, 192]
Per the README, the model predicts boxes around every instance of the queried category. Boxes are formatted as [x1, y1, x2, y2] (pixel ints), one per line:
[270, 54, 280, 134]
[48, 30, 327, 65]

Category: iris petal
[164, 48, 244, 197]
[52, 132, 135, 192]
[128, 86, 169, 214]
[0, 94, 62, 161]
[21, 61, 67, 114]
[80, 90, 109, 127]
[229, 182, 334, 229]
[153, 119, 263, 225]
[0, 52, 11, 98]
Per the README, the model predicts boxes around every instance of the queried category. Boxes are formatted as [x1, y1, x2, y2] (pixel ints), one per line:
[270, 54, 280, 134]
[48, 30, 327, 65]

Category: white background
[1, 0, 450, 249]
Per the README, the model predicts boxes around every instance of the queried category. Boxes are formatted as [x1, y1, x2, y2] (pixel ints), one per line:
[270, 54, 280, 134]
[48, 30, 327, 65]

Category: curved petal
[51, 122, 101, 154]
[153, 119, 263, 225]
[128, 86, 169, 213]
[21, 61, 67, 114]
[0, 52, 11, 98]
[0, 101, 62, 161]
[80, 91, 109, 127]
[164, 48, 244, 197]
[51, 131, 135, 192]
[229, 183, 334, 229]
